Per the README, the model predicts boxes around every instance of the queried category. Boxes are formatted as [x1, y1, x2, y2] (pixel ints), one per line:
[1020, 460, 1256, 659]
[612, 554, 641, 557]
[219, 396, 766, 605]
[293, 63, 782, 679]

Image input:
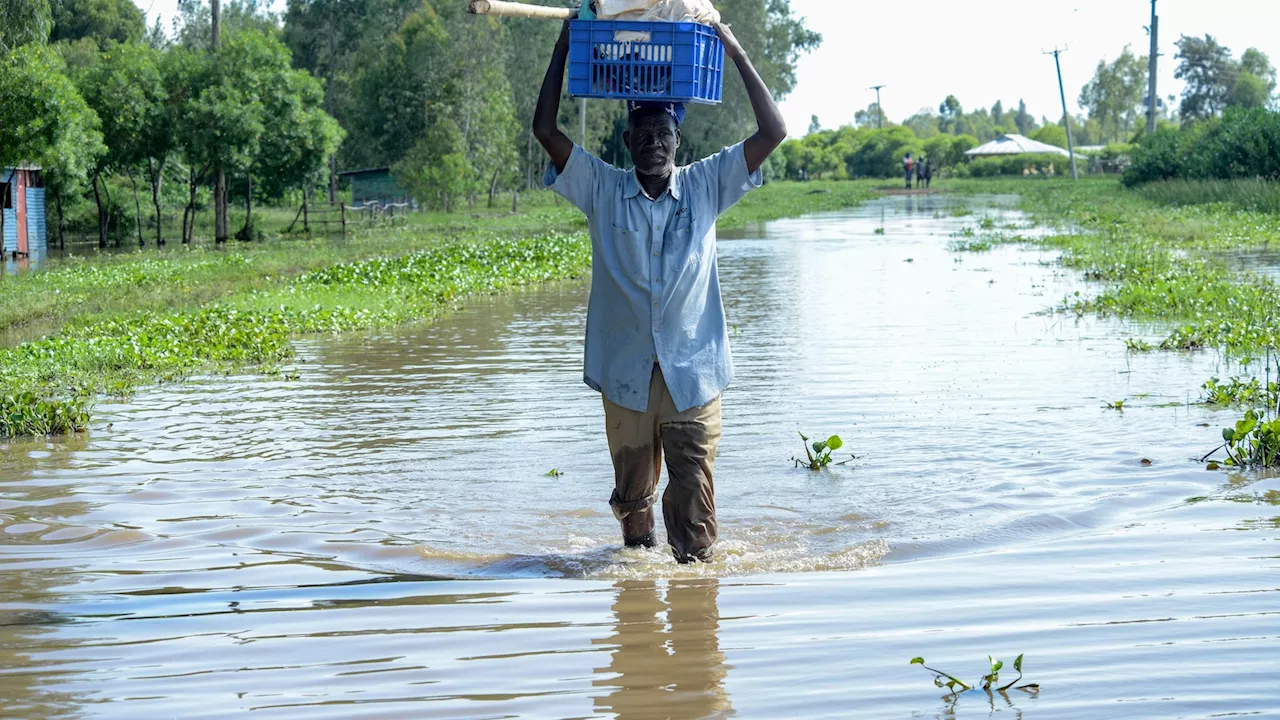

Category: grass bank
[1133, 178, 1280, 214]
[2, 181, 877, 438]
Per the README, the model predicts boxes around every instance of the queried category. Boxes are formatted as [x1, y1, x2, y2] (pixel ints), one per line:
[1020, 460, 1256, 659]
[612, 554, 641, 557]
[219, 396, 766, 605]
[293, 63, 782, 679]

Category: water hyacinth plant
[1210, 410, 1280, 469]
[793, 432, 846, 470]
[911, 654, 1039, 698]
[1201, 376, 1279, 407]
[1202, 354, 1280, 469]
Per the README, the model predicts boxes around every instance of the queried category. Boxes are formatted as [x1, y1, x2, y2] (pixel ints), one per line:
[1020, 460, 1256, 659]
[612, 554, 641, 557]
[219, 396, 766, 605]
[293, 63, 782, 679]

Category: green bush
[1125, 108, 1280, 186]
[847, 127, 923, 178]
[957, 153, 1072, 178]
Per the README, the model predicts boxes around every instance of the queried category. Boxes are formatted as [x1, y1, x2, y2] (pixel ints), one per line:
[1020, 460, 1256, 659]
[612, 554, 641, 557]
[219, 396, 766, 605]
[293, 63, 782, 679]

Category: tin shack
[338, 167, 412, 208]
[1, 166, 46, 257]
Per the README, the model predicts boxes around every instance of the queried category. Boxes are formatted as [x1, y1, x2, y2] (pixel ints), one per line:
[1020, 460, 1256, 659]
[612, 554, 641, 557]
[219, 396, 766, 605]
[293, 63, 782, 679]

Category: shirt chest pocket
[608, 219, 650, 282]
[665, 205, 704, 267]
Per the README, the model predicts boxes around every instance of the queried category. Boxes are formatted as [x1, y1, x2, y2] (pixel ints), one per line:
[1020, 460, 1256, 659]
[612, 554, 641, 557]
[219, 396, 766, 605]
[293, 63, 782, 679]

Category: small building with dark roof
[338, 167, 413, 208]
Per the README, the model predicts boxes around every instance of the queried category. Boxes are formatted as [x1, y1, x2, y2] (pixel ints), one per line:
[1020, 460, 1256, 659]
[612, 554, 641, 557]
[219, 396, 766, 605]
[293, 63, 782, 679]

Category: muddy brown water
[2, 196, 1279, 718]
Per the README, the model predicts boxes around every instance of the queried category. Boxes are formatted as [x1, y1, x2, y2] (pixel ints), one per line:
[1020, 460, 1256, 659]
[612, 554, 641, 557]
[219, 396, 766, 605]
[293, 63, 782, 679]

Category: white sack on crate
[596, 0, 721, 23]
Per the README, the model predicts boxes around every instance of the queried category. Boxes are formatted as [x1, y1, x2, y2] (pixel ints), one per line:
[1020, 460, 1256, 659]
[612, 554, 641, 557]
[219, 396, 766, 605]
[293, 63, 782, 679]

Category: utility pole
[212, 0, 227, 243]
[870, 85, 886, 129]
[1146, 0, 1159, 134]
[1045, 46, 1079, 181]
[580, 98, 587, 148]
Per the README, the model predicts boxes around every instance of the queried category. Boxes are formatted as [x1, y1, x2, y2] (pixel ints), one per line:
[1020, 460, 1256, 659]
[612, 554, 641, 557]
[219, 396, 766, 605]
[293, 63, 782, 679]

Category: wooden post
[339, 201, 346, 239]
[302, 190, 310, 235]
[468, 0, 574, 19]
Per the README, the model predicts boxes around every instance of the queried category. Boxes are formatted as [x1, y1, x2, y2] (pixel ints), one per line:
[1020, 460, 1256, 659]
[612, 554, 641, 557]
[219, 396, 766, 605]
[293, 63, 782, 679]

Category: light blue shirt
[546, 142, 762, 413]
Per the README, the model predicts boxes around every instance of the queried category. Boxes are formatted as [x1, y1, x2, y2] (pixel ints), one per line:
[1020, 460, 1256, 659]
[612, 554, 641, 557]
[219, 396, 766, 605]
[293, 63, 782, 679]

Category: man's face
[625, 111, 680, 177]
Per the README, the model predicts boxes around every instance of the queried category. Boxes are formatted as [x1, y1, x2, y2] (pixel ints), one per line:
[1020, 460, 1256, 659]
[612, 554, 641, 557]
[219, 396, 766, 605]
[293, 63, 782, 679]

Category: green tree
[949, 134, 978, 163]
[500, 0, 575, 187]
[1013, 99, 1038, 135]
[0, 44, 103, 249]
[351, 6, 455, 167]
[432, 2, 519, 207]
[938, 95, 962, 133]
[1031, 124, 1068, 149]
[173, 0, 279, 49]
[393, 118, 470, 211]
[48, 0, 144, 46]
[954, 107, 997, 141]
[283, 0, 376, 198]
[848, 126, 920, 178]
[77, 41, 168, 246]
[990, 100, 1005, 128]
[1240, 48, 1276, 94]
[854, 102, 882, 129]
[903, 108, 940, 138]
[235, 30, 345, 237]
[679, 0, 820, 164]
[0, 0, 51, 51]
[76, 41, 168, 246]
[808, 114, 821, 135]
[1227, 72, 1270, 110]
[165, 44, 214, 243]
[1175, 34, 1236, 120]
[1079, 45, 1148, 142]
[251, 65, 345, 203]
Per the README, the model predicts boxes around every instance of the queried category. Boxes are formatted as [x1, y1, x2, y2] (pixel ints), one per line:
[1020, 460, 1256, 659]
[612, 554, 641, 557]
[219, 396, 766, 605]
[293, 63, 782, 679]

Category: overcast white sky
[133, 0, 1280, 137]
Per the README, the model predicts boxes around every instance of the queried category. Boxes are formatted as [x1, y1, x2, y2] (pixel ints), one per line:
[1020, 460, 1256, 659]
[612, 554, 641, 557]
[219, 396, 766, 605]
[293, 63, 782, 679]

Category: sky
[132, 0, 1280, 137]
[774, 0, 1280, 137]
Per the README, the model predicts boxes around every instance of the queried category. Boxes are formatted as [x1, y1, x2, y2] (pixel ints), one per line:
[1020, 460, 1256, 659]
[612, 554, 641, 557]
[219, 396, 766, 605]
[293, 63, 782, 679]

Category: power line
[1043, 46, 1079, 181]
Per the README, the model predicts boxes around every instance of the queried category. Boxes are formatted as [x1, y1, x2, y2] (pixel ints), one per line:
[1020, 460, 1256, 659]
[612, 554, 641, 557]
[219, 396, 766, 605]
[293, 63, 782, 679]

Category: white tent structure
[965, 134, 1071, 158]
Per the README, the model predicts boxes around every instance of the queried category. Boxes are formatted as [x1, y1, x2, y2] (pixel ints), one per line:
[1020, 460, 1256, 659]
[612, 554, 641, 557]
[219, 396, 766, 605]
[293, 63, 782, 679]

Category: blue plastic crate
[568, 20, 724, 105]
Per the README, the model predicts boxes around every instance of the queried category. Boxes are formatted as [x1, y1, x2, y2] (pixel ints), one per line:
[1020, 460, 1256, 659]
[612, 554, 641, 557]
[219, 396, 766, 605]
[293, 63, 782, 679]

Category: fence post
[302, 191, 310, 235]
[339, 201, 346, 239]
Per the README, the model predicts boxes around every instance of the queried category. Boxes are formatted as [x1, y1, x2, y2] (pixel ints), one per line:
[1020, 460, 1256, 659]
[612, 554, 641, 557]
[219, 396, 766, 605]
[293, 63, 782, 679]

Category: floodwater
[2, 196, 1278, 718]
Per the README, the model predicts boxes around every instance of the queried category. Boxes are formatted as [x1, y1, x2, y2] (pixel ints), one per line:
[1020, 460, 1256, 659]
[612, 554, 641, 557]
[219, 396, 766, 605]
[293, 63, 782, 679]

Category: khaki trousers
[603, 366, 722, 562]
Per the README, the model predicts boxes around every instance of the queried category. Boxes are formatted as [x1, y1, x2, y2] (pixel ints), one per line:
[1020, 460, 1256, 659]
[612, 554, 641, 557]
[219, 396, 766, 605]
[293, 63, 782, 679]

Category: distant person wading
[532, 13, 787, 563]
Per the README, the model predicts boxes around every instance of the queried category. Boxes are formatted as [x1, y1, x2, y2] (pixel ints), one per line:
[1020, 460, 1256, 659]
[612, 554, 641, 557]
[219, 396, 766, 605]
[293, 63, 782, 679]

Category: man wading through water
[533, 14, 786, 563]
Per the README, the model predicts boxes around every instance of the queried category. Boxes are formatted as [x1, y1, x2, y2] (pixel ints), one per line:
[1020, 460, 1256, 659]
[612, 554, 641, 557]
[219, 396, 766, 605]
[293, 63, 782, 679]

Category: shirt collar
[624, 168, 682, 201]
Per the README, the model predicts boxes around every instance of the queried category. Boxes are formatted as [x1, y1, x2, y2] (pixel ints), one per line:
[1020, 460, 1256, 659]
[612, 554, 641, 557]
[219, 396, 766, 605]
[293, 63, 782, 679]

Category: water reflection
[594, 579, 732, 720]
[1, 249, 46, 276]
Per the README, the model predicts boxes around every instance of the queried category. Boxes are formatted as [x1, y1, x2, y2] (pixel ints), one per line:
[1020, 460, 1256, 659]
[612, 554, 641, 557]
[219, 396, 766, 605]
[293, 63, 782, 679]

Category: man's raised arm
[533, 16, 577, 173]
[714, 23, 787, 174]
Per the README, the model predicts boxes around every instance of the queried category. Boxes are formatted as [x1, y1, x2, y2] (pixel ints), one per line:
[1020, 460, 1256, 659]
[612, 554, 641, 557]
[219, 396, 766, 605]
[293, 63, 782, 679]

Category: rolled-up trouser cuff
[609, 490, 659, 521]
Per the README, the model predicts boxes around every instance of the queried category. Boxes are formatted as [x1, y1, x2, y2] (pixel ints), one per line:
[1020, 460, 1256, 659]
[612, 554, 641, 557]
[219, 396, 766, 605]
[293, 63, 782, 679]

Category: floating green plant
[793, 432, 845, 470]
[1206, 410, 1280, 469]
[911, 654, 1039, 699]
[1201, 376, 1279, 407]
[949, 239, 993, 252]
